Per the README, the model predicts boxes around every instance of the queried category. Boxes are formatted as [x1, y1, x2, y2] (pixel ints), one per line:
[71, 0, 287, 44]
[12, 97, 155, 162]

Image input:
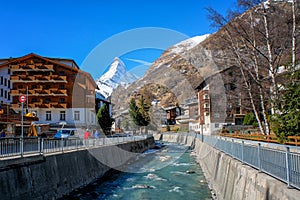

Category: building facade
[196, 66, 252, 135]
[0, 53, 97, 131]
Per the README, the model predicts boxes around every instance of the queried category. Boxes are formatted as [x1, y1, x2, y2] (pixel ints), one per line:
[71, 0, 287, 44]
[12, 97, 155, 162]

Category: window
[59, 84, 65, 89]
[214, 113, 220, 118]
[7, 69, 10, 74]
[32, 98, 37, 103]
[0, 89, 3, 97]
[45, 85, 50, 89]
[59, 71, 65, 76]
[31, 85, 37, 89]
[8, 93, 10, 101]
[74, 111, 80, 121]
[59, 98, 65, 103]
[7, 80, 10, 89]
[45, 98, 51, 103]
[46, 111, 51, 121]
[60, 111, 66, 121]
[4, 91, 7, 98]
[0, 76, 3, 85]
[4, 78, 7, 86]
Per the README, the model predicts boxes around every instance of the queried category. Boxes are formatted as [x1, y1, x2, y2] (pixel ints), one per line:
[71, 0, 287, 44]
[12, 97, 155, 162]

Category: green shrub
[166, 125, 170, 131]
[243, 113, 257, 126]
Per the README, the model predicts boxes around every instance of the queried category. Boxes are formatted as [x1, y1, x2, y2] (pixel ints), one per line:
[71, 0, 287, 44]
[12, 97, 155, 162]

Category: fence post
[258, 143, 261, 171]
[20, 138, 24, 157]
[201, 124, 204, 142]
[42, 138, 45, 155]
[242, 141, 244, 164]
[231, 139, 234, 157]
[61, 138, 64, 153]
[285, 147, 291, 188]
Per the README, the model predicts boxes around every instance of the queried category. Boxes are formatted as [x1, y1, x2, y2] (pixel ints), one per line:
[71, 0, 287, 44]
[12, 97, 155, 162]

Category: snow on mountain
[96, 57, 138, 98]
[169, 34, 210, 55]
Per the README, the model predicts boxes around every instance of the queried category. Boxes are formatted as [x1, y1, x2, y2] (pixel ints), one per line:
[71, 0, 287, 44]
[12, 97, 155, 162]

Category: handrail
[0, 135, 152, 159]
[200, 134, 300, 190]
[220, 133, 300, 146]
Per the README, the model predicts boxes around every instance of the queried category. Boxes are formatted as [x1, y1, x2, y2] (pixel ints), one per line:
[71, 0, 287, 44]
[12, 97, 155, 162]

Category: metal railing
[0, 135, 151, 158]
[197, 134, 300, 190]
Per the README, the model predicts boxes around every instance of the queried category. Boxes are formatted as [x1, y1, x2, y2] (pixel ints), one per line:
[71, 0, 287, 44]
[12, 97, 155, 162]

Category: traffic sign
[19, 95, 26, 103]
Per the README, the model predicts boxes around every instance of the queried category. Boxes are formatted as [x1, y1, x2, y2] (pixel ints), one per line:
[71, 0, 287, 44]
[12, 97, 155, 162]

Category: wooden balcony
[43, 65, 54, 71]
[10, 89, 26, 96]
[27, 65, 35, 69]
[10, 65, 19, 70]
[43, 102, 67, 108]
[10, 63, 54, 72]
[60, 103, 67, 109]
[28, 102, 43, 108]
[51, 75, 67, 82]
[10, 75, 20, 81]
[58, 89, 67, 95]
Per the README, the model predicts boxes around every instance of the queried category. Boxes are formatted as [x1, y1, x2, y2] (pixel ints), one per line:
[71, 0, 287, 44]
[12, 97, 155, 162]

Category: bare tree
[291, 0, 297, 71]
[207, 6, 268, 134]
[206, 0, 294, 135]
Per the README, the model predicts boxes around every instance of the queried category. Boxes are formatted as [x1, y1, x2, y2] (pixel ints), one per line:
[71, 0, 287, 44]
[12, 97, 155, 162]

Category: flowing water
[62, 143, 212, 200]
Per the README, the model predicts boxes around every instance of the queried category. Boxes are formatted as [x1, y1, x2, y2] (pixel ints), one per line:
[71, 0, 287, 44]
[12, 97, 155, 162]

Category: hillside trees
[207, 0, 297, 135]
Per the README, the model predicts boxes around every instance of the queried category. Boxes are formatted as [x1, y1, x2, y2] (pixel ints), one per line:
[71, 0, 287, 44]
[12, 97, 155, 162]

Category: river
[61, 142, 212, 200]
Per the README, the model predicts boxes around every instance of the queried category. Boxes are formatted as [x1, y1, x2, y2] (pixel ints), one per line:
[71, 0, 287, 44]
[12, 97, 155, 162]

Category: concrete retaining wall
[155, 133, 300, 200]
[0, 137, 154, 200]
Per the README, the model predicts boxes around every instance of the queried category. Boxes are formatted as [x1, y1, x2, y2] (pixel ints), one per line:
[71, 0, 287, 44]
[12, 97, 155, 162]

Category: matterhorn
[96, 57, 138, 98]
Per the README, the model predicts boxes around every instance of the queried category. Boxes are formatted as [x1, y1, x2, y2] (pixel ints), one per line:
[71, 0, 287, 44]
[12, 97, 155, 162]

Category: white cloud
[125, 58, 153, 66]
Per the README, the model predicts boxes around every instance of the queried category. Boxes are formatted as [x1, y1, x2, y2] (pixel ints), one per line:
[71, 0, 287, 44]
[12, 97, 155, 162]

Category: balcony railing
[10, 75, 67, 83]
[10, 64, 54, 71]
[10, 89, 68, 96]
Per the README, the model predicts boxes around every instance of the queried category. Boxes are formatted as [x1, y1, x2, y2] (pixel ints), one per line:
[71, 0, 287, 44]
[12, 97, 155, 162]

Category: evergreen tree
[271, 71, 300, 140]
[97, 103, 114, 135]
[138, 95, 150, 126]
[128, 96, 150, 128]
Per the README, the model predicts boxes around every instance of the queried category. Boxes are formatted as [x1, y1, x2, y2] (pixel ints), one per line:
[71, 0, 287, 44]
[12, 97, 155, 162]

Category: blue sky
[0, 0, 236, 79]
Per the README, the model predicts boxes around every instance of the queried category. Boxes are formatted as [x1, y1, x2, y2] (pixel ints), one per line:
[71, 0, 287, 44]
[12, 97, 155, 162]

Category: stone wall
[155, 133, 300, 200]
[0, 137, 154, 200]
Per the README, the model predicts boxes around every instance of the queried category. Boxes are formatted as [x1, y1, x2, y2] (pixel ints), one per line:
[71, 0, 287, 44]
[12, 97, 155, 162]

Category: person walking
[94, 130, 99, 139]
[0, 130, 5, 138]
[84, 129, 91, 147]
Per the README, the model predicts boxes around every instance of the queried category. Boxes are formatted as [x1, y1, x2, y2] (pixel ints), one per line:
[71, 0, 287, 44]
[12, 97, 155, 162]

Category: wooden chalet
[0, 53, 97, 131]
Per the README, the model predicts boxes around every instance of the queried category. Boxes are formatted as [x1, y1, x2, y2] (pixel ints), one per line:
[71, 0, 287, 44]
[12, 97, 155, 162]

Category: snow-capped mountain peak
[96, 57, 138, 98]
[100, 57, 126, 84]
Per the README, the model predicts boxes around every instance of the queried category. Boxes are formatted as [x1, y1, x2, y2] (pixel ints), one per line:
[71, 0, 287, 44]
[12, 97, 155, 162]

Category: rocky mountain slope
[111, 1, 298, 114]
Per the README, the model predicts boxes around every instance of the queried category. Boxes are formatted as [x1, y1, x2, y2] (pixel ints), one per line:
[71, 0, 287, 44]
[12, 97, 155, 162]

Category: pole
[26, 86, 28, 111]
[21, 102, 24, 157]
[285, 147, 291, 188]
[201, 124, 204, 142]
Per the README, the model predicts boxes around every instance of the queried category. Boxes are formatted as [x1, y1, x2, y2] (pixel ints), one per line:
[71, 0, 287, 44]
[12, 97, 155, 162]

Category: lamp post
[19, 94, 26, 157]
